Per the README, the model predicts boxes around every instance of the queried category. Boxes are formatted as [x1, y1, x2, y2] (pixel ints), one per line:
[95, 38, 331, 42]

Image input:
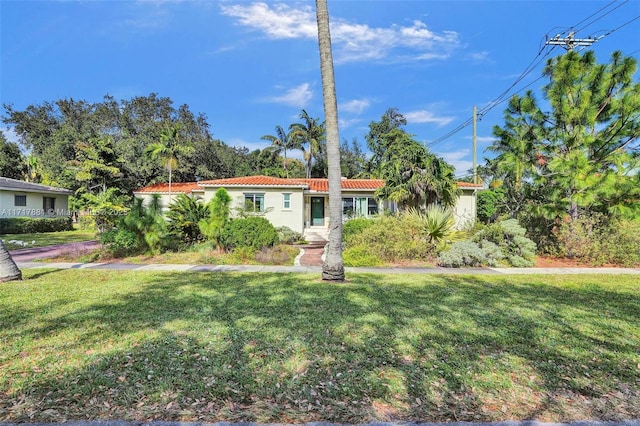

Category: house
[134, 176, 481, 241]
[0, 177, 73, 218]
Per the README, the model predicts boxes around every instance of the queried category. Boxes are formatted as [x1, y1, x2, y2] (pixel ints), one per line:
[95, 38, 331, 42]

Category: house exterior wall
[204, 187, 306, 234]
[454, 188, 477, 229]
[0, 189, 70, 218]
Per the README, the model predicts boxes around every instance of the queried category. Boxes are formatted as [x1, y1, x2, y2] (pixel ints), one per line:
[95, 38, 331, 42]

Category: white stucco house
[0, 177, 73, 218]
[134, 175, 480, 240]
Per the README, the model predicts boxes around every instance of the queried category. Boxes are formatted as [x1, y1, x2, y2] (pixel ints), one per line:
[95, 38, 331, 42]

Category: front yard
[1, 270, 638, 422]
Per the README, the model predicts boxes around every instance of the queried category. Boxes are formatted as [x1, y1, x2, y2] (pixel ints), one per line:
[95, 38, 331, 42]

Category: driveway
[8, 240, 101, 262]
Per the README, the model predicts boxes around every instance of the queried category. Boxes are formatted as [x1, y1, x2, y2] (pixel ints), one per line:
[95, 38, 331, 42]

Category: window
[283, 193, 291, 209]
[342, 196, 378, 218]
[43, 197, 56, 213]
[14, 195, 27, 207]
[244, 193, 265, 212]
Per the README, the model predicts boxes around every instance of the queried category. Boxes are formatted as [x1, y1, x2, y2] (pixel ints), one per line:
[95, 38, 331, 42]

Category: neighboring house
[134, 175, 481, 241]
[0, 177, 73, 218]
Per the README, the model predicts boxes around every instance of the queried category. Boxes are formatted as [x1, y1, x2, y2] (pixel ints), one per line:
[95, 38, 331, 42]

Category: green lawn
[1, 271, 638, 423]
[1, 229, 98, 250]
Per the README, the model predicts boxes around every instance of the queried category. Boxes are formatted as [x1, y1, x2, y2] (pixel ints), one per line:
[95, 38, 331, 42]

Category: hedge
[0, 216, 74, 234]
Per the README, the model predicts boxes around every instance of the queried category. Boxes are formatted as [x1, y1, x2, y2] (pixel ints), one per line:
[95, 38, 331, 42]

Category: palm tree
[291, 110, 325, 178]
[261, 125, 299, 178]
[145, 123, 190, 198]
[316, 0, 344, 281]
[0, 240, 22, 282]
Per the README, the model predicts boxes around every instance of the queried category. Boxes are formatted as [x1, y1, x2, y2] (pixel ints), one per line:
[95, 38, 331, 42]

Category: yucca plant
[404, 205, 457, 245]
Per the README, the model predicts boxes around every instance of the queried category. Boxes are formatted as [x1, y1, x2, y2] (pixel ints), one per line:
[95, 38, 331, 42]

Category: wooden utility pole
[472, 105, 477, 184]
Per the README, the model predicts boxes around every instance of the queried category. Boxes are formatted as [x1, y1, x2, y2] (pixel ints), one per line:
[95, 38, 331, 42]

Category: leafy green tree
[489, 50, 640, 221]
[199, 188, 232, 252]
[367, 110, 459, 209]
[0, 131, 26, 179]
[316, 0, 344, 281]
[340, 138, 368, 178]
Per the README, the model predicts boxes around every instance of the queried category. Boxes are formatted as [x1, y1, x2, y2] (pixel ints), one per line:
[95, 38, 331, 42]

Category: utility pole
[545, 31, 597, 51]
[472, 105, 477, 184]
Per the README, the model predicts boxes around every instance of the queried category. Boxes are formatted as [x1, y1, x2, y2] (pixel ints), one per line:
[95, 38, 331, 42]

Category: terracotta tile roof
[457, 182, 484, 189]
[134, 177, 482, 194]
[133, 182, 202, 194]
[303, 178, 385, 192]
[199, 175, 308, 187]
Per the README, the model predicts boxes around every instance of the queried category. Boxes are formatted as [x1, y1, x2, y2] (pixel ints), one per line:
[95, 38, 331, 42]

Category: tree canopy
[486, 50, 640, 221]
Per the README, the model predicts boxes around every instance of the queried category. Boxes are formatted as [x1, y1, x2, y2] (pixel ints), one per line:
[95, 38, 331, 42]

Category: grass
[0, 229, 98, 250]
[1, 270, 638, 422]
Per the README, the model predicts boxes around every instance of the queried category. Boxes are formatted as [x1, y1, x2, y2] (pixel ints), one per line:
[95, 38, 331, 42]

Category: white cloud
[220, 2, 317, 39]
[467, 50, 490, 62]
[439, 149, 472, 176]
[338, 117, 362, 130]
[0, 127, 20, 143]
[265, 83, 313, 107]
[221, 3, 461, 64]
[340, 98, 371, 114]
[405, 110, 455, 127]
[227, 137, 268, 152]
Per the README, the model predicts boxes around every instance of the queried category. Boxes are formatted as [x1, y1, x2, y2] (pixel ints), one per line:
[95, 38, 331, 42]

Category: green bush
[255, 245, 299, 265]
[221, 217, 279, 251]
[345, 214, 435, 263]
[437, 241, 486, 267]
[276, 226, 304, 245]
[438, 219, 535, 268]
[100, 228, 140, 257]
[0, 216, 74, 234]
[473, 219, 536, 267]
[343, 246, 384, 267]
[343, 217, 376, 243]
[555, 217, 640, 267]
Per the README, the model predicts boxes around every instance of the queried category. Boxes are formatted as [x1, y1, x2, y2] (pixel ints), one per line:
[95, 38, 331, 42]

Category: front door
[311, 197, 324, 226]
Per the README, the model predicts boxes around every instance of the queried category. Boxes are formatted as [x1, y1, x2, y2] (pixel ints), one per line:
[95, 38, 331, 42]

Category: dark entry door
[311, 197, 324, 226]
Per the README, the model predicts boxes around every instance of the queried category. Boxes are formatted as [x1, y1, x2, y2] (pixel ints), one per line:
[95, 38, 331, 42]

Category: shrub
[255, 245, 299, 265]
[342, 218, 376, 243]
[100, 228, 140, 257]
[437, 241, 486, 267]
[0, 216, 74, 234]
[343, 246, 384, 267]
[473, 219, 536, 267]
[438, 219, 535, 268]
[345, 214, 435, 263]
[166, 194, 208, 244]
[221, 217, 279, 251]
[276, 226, 304, 245]
[555, 217, 640, 266]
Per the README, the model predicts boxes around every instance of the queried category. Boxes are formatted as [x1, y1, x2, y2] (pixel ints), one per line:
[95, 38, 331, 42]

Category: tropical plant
[290, 110, 325, 178]
[404, 205, 457, 246]
[0, 240, 22, 282]
[316, 0, 344, 280]
[119, 194, 167, 254]
[144, 123, 193, 197]
[198, 188, 232, 252]
[166, 193, 208, 244]
[261, 125, 300, 179]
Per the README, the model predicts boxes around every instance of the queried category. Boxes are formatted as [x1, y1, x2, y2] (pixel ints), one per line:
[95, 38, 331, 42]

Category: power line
[426, 0, 636, 149]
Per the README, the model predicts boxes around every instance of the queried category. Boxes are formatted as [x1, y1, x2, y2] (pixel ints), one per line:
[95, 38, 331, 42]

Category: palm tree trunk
[0, 240, 22, 282]
[316, 0, 344, 281]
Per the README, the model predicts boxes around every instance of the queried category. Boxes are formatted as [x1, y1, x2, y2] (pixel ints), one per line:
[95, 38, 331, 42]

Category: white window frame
[244, 193, 265, 213]
[14, 194, 27, 207]
[282, 193, 291, 210]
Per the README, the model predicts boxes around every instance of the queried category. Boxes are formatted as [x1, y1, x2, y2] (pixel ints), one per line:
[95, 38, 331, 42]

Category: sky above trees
[1, 0, 638, 177]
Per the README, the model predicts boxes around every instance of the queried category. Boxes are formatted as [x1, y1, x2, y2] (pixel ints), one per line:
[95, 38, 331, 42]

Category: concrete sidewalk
[15, 260, 640, 274]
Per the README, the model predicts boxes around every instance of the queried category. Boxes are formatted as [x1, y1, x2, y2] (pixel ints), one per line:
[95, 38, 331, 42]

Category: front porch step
[304, 227, 329, 243]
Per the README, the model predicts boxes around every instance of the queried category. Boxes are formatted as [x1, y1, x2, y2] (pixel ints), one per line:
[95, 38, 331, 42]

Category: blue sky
[1, 0, 639, 177]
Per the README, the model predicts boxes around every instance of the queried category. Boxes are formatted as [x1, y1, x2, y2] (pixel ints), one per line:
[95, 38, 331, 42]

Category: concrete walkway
[15, 260, 640, 274]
